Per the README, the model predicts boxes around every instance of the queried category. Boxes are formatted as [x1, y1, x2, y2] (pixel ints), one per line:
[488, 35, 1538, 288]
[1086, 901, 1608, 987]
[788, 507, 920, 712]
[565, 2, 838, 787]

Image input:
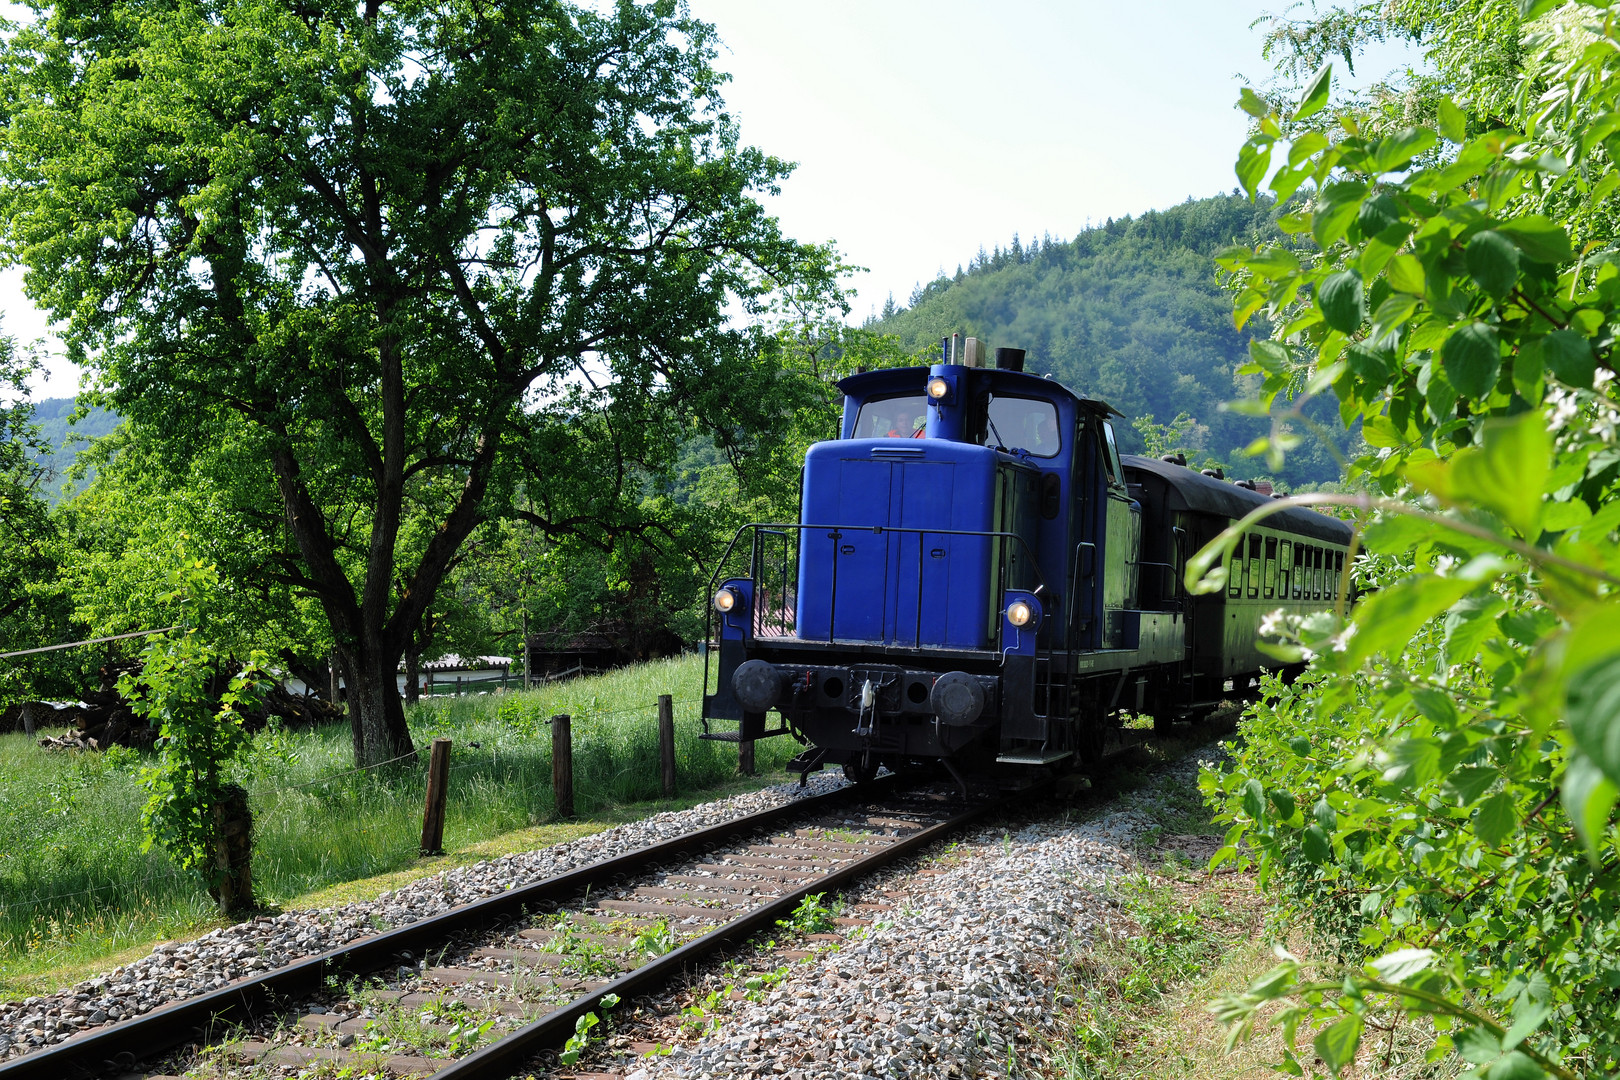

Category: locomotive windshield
[853, 394, 927, 439]
[984, 395, 1061, 457]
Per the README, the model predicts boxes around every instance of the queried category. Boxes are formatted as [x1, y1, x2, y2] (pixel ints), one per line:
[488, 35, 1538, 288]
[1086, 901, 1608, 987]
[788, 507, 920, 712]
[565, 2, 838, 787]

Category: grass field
[0, 654, 801, 996]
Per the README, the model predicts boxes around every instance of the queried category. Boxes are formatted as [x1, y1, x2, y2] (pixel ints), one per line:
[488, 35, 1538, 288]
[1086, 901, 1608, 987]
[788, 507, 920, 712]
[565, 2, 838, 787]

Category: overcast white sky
[10, 1, 1419, 400]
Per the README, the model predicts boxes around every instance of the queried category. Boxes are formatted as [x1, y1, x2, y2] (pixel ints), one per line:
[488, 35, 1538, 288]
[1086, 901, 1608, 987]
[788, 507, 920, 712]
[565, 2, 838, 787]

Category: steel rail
[431, 788, 1010, 1080]
[0, 779, 892, 1080]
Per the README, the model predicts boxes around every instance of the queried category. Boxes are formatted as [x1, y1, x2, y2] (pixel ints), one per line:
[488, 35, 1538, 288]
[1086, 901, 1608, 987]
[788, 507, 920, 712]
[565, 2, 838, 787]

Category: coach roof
[1123, 454, 1354, 545]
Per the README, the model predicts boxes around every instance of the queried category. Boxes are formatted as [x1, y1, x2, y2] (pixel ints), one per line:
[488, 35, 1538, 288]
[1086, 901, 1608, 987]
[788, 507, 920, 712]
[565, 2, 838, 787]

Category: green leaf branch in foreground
[1203, 6, 1620, 1076]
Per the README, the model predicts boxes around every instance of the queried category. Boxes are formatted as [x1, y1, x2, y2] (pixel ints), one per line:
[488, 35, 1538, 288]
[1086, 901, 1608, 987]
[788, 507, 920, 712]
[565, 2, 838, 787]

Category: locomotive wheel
[842, 759, 880, 784]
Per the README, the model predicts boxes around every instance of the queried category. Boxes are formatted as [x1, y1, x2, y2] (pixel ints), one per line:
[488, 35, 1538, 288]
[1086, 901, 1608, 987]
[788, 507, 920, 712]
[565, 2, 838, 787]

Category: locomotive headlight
[713, 587, 739, 614]
[1006, 600, 1035, 627]
[927, 376, 950, 401]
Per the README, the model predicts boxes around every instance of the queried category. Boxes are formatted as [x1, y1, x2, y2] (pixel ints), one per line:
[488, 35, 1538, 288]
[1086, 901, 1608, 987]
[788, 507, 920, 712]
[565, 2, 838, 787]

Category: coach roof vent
[994, 347, 1026, 372]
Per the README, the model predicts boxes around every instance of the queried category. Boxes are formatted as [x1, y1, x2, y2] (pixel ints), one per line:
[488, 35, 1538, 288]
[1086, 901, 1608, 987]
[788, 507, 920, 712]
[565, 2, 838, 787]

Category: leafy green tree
[1201, 5, 1620, 1075]
[120, 553, 269, 914]
[0, 340, 78, 706]
[0, 0, 839, 764]
[55, 424, 332, 681]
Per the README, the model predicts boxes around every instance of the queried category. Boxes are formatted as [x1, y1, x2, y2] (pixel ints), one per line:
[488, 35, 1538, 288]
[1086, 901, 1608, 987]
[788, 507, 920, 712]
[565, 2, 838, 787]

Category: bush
[1201, 6, 1620, 1076]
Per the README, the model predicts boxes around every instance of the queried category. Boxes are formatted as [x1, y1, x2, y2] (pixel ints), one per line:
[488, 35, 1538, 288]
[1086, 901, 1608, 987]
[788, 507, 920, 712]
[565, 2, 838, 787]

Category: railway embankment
[0, 774, 849, 1062]
[1, 737, 1254, 1078]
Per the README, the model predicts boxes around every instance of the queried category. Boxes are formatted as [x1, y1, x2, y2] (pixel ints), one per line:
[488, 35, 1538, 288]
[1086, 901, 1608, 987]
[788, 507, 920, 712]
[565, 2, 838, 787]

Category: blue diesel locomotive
[701, 338, 1353, 781]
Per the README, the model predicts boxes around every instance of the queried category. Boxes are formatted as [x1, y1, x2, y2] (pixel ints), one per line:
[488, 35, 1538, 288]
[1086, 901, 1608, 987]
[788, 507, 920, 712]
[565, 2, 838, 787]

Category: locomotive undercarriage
[709, 640, 1205, 781]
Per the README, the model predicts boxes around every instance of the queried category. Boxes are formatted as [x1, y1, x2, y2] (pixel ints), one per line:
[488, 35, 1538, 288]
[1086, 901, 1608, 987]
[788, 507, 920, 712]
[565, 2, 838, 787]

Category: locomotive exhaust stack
[700, 340, 1354, 779]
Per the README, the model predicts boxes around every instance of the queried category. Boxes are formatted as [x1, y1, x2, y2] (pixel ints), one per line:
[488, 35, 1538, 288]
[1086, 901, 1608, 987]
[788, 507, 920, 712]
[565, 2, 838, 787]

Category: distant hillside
[872, 192, 1345, 487]
[27, 398, 120, 501]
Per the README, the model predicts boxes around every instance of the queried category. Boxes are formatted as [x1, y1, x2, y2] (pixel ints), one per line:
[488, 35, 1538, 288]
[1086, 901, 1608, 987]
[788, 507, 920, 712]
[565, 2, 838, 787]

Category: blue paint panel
[830, 458, 891, 641]
[796, 439, 997, 649]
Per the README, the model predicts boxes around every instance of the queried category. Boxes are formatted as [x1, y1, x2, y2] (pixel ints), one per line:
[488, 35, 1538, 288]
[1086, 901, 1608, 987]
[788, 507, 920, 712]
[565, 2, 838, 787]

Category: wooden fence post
[739, 735, 755, 778]
[657, 694, 677, 798]
[551, 715, 574, 818]
[420, 738, 452, 855]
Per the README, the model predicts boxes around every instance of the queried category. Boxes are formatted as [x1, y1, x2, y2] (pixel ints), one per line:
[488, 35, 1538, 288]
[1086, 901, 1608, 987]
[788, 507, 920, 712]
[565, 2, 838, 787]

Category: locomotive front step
[697, 715, 794, 742]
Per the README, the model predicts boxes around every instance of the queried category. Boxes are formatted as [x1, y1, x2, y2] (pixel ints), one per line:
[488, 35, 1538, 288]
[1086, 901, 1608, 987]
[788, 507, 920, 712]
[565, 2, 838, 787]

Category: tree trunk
[210, 783, 254, 916]
[341, 638, 415, 766]
[404, 647, 421, 706]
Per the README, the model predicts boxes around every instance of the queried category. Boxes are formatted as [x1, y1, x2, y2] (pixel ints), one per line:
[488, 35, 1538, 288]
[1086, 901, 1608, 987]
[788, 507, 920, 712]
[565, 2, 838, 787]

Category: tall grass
[0, 655, 800, 991]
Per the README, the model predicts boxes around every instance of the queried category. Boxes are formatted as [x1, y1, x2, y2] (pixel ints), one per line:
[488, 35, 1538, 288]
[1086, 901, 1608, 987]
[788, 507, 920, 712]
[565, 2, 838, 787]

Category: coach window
[1292, 544, 1304, 599]
[1264, 537, 1278, 599]
[1278, 540, 1292, 599]
[1333, 551, 1345, 598]
[1314, 548, 1324, 599]
[1227, 549, 1242, 598]
[1246, 535, 1261, 599]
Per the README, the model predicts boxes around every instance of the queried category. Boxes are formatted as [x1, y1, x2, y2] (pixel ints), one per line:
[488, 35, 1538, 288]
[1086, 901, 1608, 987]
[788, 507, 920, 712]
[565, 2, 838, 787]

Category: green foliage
[631, 919, 679, 960]
[0, 0, 843, 765]
[1204, 7, 1620, 1076]
[0, 344, 79, 708]
[776, 891, 840, 936]
[117, 555, 271, 892]
[123, 632, 269, 876]
[558, 993, 618, 1067]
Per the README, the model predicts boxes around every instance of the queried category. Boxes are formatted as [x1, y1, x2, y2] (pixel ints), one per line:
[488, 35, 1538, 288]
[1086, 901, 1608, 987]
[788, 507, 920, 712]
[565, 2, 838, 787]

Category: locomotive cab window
[984, 396, 1062, 458]
[853, 394, 927, 439]
[1101, 418, 1124, 482]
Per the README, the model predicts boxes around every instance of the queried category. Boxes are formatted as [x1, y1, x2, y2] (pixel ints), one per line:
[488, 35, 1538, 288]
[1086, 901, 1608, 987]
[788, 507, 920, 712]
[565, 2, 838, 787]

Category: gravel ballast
[621, 753, 1217, 1080]
[624, 810, 1153, 1080]
[0, 773, 849, 1060]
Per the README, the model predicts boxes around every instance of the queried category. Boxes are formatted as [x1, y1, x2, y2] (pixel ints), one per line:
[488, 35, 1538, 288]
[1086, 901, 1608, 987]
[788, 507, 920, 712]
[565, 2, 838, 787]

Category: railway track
[0, 775, 1012, 1080]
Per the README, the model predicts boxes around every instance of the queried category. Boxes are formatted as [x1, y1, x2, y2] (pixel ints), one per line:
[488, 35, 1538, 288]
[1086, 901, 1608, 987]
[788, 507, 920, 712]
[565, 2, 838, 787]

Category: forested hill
[870, 191, 1344, 487]
[26, 397, 119, 501]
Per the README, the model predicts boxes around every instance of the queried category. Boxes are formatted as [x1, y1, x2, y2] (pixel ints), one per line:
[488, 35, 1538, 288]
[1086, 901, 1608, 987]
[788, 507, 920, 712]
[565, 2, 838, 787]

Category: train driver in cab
[885, 406, 926, 439]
